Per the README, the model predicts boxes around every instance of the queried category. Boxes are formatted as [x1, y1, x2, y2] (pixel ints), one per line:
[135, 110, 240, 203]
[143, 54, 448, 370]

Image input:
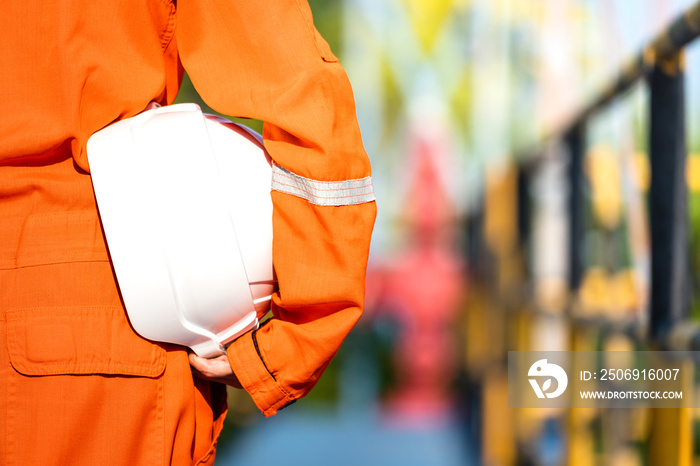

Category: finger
[188, 352, 226, 377]
[188, 352, 243, 388]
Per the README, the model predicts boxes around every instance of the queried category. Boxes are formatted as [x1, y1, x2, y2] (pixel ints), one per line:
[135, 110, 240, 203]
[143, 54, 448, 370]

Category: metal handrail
[560, 2, 700, 141]
[502, 6, 700, 464]
[516, 2, 699, 348]
[516, 1, 700, 170]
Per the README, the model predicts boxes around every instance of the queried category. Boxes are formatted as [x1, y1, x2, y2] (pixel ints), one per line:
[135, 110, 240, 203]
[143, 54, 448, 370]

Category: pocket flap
[6, 306, 166, 377]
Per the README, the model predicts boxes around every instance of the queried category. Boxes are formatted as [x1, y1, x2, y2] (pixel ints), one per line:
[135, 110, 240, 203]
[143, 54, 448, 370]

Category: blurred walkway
[216, 404, 476, 466]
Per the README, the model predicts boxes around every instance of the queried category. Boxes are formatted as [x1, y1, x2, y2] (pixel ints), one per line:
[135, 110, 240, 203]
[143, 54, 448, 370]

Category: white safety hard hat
[87, 103, 276, 358]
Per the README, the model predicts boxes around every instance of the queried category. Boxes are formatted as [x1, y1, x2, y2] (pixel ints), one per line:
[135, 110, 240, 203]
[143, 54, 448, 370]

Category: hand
[188, 351, 243, 389]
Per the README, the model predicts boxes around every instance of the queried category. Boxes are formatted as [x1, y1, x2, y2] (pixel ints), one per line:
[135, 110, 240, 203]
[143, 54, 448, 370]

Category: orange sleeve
[176, 0, 376, 416]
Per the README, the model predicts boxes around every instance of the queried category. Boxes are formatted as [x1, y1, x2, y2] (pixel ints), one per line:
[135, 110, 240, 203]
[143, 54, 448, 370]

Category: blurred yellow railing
[464, 2, 700, 464]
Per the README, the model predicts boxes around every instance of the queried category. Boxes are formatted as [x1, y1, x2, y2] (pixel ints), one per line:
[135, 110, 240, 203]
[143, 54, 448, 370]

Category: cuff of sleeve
[226, 330, 294, 417]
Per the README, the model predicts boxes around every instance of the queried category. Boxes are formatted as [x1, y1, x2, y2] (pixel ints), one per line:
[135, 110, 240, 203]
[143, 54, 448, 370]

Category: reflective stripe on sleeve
[271, 164, 376, 206]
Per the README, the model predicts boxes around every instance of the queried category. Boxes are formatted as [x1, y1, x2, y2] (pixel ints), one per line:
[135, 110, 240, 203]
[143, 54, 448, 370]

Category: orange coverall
[0, 0, 376, 465]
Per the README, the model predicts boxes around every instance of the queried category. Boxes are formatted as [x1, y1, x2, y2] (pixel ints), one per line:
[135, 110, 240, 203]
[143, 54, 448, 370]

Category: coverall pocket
[4, 306, 168, 466]
[6, 306, 165, 376]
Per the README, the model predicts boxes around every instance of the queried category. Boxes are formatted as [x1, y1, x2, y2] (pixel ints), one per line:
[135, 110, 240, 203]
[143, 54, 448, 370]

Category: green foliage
[307, 0, 342, 55]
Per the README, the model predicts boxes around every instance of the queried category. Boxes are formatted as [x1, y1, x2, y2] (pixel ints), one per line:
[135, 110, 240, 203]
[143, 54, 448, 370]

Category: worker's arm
[177, 0, 376, 416]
